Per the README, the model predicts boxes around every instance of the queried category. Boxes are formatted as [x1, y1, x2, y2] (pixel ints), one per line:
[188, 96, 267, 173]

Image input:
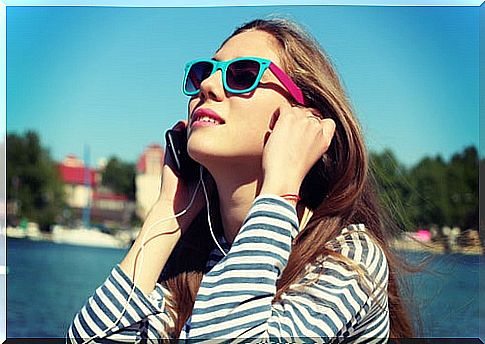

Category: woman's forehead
[213, 30, 282, 64]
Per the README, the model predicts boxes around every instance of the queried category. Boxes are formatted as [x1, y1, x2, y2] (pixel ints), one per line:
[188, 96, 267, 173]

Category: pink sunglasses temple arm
[269, 63, 306, 106]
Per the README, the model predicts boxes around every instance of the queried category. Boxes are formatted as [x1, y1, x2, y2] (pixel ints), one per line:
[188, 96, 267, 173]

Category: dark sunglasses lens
[226, 60, 260, 91]
[185, 61, 213, 93]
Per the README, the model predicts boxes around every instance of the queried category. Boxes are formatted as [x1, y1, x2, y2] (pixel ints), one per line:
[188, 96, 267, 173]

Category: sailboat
[51, 225, 127, 249]
[52, 144, 128, 249]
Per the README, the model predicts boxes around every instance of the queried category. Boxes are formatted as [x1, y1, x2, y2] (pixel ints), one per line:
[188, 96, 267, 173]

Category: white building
[135, 144, 164, 220]
[57, 155, 97, 209]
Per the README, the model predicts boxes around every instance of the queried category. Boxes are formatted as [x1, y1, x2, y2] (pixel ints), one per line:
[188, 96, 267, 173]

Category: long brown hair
[161, 17, 424, 339]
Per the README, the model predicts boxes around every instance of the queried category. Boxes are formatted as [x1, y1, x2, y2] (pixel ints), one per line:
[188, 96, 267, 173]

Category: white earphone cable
[83, 166, 201, 344]
[80, 165, 225, 343]
[200, 168, 227, 258]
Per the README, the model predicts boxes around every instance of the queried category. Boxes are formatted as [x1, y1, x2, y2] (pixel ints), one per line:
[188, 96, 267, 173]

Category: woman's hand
[260, 103, 336, 196]
[119, 120, 216, 292]
[156, 120, 216, 234]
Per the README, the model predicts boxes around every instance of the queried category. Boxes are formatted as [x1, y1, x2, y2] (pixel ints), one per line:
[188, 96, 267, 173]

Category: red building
[57, 155, 134, 226]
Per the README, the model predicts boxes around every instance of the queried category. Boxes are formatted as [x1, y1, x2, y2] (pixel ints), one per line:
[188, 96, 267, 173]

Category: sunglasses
[182, 57, 306, 105]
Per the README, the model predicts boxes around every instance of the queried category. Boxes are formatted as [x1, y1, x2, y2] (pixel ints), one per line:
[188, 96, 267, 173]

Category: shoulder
[286, 224, 389, 329]
[320, 224, 389, 292]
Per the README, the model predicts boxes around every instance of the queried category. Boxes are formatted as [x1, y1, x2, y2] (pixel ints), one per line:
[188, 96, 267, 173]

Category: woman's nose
[199, 69, 225, 102]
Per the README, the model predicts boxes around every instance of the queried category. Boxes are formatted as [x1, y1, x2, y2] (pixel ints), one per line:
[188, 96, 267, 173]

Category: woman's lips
[191, 121, 222, 128]
[191, 108, 225, 127]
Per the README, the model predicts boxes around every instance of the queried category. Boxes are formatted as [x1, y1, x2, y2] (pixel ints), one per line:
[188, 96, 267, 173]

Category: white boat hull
[52, 226, 126, 249]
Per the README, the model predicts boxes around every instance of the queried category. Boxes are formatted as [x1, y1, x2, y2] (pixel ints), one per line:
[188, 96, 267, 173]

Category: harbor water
[6, 238, 484, 339]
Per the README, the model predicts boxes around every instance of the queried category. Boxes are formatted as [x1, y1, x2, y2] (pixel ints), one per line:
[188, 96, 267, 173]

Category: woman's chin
[187, 146, 221, 165]
[188, 137, 261, 168]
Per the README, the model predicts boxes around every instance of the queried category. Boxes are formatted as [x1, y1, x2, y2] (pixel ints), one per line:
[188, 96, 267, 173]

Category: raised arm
[66, 120, 213, 343]
[187, 194, 389, 342]
[66, 200, 182, 343]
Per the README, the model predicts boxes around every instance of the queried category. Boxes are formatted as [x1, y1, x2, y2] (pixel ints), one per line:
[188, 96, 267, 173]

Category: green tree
[403, 146, 478, 229]
[7, 131, 65, 230]
[446, 146, 478, 229]
[370, 146, 478, 231]
[101, 157, 136, 200]
[369, 149, 414, 231]
[407, 155, 451, 227]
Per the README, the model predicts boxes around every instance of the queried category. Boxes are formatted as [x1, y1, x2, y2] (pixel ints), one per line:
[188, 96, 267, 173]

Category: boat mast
[82, 144, 91, 228]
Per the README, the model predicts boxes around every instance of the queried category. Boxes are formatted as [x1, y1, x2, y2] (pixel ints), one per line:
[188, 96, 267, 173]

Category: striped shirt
[67, 194, 389, 343]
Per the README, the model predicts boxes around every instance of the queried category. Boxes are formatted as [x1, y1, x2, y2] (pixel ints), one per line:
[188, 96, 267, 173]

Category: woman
[67, 18, 416, 342]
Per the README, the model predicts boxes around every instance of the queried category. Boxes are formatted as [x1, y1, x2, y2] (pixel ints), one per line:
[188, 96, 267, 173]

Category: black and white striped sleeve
[66, 264, 175, 343]
[269, 224, 390, 343]
[187, 195, 389, 343]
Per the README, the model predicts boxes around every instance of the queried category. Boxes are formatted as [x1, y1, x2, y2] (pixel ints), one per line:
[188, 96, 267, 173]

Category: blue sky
[6, 4, 480, 168]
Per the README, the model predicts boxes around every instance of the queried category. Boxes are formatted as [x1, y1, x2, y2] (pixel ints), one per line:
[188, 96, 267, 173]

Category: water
[6, 239, 484, 339]
[402, 251, 483, 338]
[7, 239, 126, 338]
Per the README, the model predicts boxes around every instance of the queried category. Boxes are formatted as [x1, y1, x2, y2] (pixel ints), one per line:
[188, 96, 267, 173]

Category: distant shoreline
[5, 232, 484, 256]
[391, 239, 483, 255]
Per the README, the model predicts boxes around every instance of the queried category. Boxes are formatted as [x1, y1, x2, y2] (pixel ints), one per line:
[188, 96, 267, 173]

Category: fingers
[321, 118, 336, 151]
[277, 102, 321, 120]
[276, 103, 324, 129]
[305, 107, 322, 119]
[268, 108, 280, 132]
[275, 103, 336, 154]
[321, 118, 336, 137]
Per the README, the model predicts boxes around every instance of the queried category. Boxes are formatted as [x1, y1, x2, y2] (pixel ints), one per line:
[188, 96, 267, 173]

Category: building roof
[92, 191, 128, 201]
[57, 163, 97, 186]
[57, 155, 96, 187]
[136, 143, 164, 174]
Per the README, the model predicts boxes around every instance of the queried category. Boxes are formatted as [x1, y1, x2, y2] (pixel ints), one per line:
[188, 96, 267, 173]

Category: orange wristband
[280, 193, 301, 203]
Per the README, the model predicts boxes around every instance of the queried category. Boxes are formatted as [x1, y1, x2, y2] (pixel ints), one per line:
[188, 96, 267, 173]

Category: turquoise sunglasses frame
[182, 56, 306, 106]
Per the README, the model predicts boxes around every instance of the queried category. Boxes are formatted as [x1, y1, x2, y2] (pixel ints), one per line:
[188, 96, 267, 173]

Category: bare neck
[208, 166, 304, 245]
[203, 162, 256, 244]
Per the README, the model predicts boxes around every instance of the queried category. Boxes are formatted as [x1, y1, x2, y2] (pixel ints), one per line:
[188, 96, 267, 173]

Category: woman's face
[187, 30, 293, 170]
